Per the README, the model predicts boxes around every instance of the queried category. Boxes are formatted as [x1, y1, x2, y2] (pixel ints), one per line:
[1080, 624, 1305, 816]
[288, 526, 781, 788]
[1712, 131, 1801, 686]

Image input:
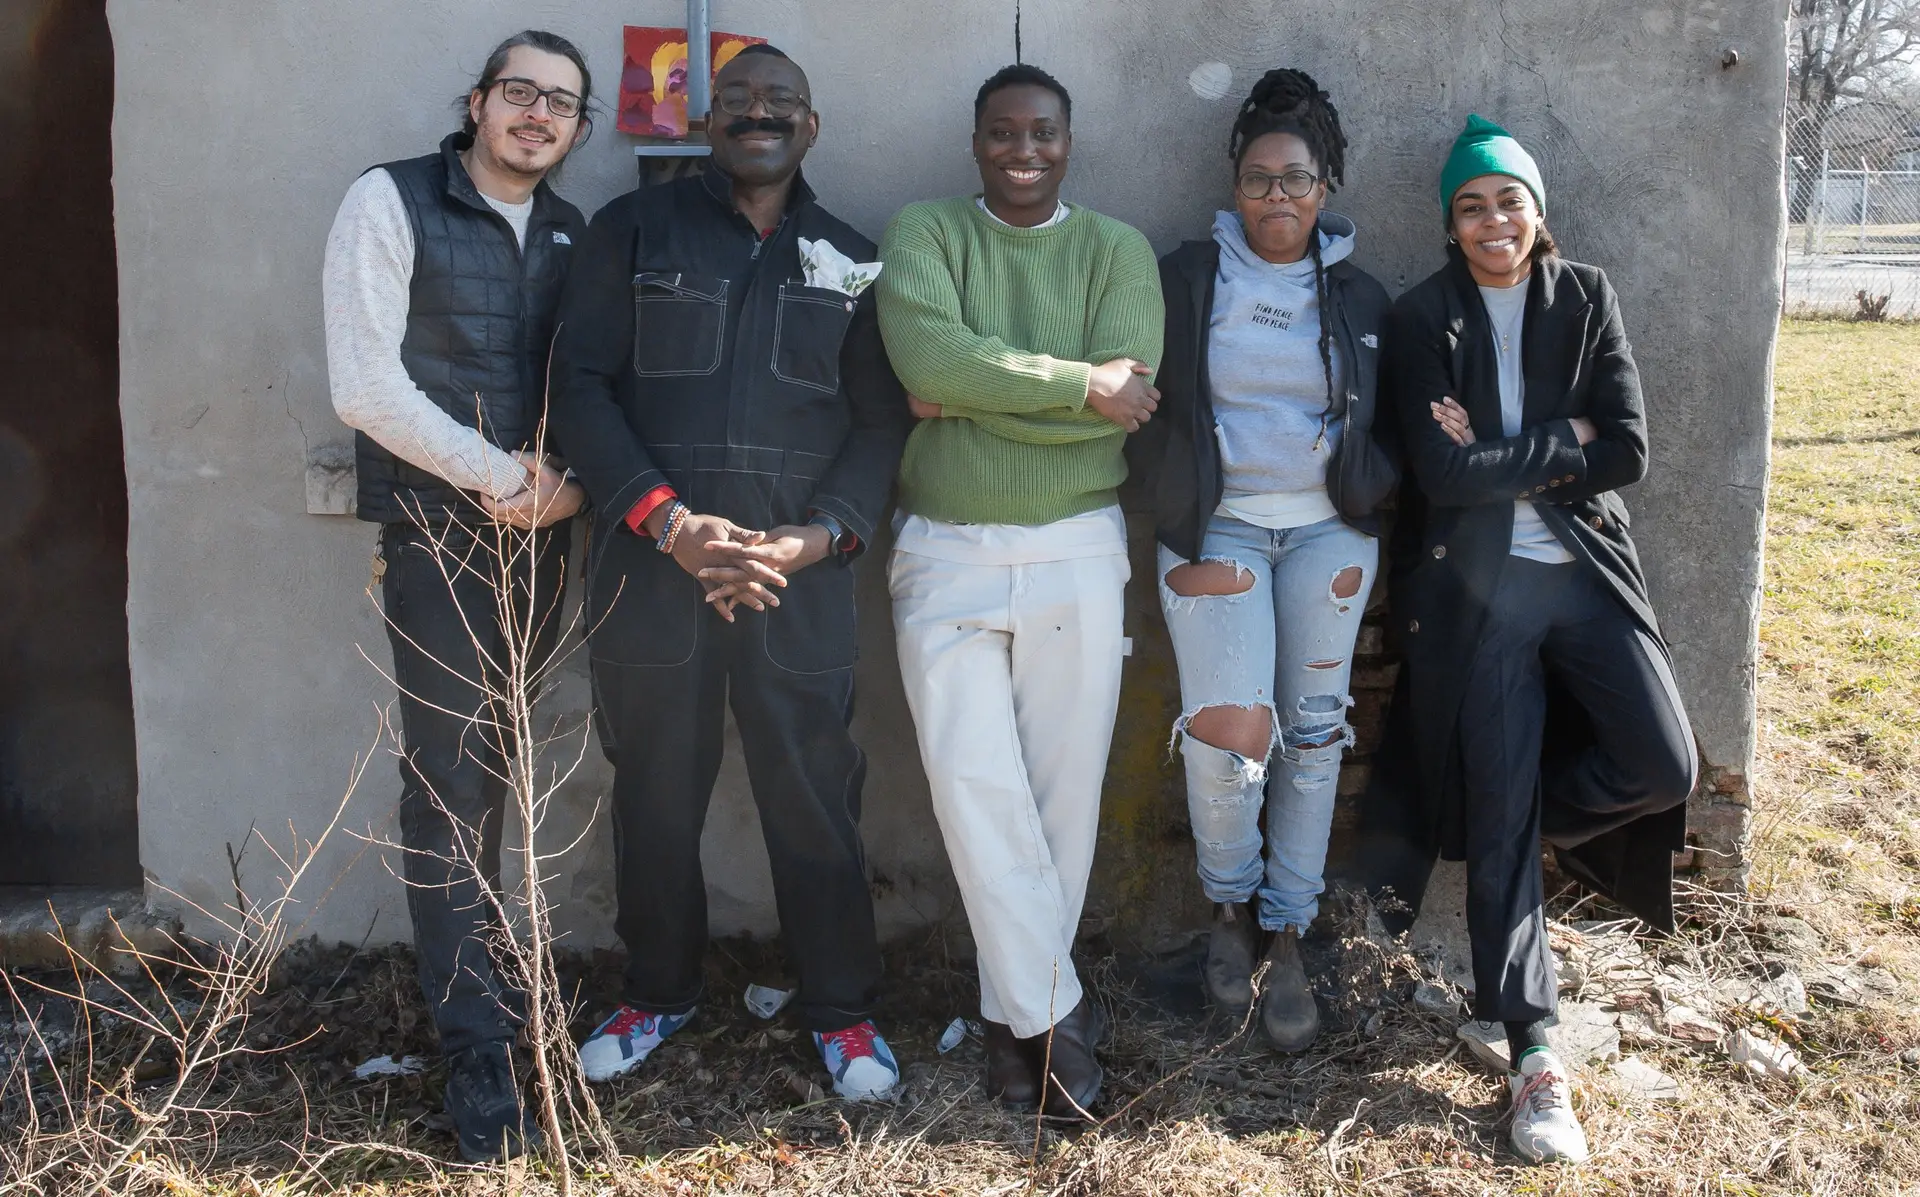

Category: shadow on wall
[0, 0, 138, 886]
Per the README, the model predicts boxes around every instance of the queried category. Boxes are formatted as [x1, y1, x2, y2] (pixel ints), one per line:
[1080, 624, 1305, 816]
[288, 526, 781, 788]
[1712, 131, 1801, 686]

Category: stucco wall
[109, 0, 1783, 948]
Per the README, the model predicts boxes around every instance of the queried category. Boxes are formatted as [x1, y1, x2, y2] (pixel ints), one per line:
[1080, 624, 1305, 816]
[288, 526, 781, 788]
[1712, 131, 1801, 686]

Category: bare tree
[1789, 0, 1920, 215]
[352, 397, 620, 1189]
[1792, 0, 1920, 113]
[0, 393, 621, 1192]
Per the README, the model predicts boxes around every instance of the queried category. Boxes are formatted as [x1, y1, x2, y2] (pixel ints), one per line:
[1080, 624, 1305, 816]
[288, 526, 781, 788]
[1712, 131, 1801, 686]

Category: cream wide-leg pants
[888, 547, 1130, 1038]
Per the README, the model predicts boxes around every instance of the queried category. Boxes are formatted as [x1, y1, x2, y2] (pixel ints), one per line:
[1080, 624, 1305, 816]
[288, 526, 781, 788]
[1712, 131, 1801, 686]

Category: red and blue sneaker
[813, 1020, 899, 1100]
[578, 1005, 692, 1083]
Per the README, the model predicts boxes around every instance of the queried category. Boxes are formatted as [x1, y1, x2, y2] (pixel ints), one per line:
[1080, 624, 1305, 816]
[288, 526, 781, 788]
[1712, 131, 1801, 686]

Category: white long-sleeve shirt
[321, 168, 535, 502]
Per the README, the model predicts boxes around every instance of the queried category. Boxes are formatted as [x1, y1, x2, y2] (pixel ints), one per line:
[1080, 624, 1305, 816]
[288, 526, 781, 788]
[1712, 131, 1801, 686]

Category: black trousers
[1458, 557, 1696, 1023]
[588, 564, 881, 1033]
[381, 521, 570, 1054]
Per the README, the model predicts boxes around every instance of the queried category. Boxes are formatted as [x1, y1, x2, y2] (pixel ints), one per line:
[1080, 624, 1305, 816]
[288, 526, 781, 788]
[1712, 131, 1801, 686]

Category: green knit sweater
[875, 196, 1165, 526]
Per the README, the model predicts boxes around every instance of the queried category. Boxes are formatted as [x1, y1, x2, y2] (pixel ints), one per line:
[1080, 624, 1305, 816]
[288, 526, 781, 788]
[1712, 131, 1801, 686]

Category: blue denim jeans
[1157, 514, 1378, 932]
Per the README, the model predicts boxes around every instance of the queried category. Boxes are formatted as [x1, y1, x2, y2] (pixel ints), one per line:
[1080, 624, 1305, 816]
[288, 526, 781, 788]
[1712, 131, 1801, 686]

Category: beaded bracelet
[656, 501, 690, 554]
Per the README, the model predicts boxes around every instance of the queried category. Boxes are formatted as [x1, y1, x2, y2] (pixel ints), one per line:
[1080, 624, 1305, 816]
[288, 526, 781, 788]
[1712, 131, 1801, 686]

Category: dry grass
[5, 320, 1920, 1194]
[1747, 318, 1920, 1077]
[1764, 320, 1920, 768]
[6, 903, 1916, 1196]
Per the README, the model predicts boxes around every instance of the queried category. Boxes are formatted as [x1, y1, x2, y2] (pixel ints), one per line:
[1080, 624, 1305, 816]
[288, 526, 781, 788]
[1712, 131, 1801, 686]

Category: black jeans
[381, 521, 570, 1054]
[1458, 557, 1696, 1023]
[587, 548, 881, 1033]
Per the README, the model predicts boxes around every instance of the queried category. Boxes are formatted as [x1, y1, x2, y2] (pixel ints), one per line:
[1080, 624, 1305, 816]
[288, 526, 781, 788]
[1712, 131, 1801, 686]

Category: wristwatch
[806, 511, 856, 560]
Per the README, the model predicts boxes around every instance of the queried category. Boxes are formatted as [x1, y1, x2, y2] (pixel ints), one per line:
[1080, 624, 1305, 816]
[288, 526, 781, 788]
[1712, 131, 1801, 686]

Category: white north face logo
[552, 231, 572, 245]
[1362, 333, 1379, 348]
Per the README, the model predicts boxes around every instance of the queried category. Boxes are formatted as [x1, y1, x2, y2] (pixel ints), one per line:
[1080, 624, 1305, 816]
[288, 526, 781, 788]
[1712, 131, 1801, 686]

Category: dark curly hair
[974, 63, 1071, 126]
[1228, 68, 1349, 447]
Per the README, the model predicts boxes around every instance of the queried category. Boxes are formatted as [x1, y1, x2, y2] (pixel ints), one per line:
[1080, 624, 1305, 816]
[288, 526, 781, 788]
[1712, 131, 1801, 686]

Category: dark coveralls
[1368, 250, 1698, 1024]
[356, 133, 585, 1053]
[548, 167, 909, 1032]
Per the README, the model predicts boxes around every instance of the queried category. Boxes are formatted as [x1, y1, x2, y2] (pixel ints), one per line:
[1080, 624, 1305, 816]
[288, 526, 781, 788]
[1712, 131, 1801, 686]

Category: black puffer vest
[354, 132, 586, 525]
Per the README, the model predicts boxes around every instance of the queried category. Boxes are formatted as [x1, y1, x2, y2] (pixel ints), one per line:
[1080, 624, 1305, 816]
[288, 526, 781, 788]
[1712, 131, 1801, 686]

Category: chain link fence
[1786, 99, 1920, 318]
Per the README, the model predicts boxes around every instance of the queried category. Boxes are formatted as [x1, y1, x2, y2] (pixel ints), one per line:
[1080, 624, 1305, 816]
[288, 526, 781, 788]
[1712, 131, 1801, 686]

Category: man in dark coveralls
[549, 45, 910, 1101]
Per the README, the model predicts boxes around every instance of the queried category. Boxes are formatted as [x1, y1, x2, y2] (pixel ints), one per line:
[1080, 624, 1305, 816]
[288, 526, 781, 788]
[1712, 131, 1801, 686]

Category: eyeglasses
[714, 83, 811, 120]
[1238, 169, 1322, 200]
[492, 77, 583, 120]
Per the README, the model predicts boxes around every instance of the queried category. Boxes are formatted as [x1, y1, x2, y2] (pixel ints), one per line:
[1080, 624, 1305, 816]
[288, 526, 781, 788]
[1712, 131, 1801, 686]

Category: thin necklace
[1496, 308, 1522, 357]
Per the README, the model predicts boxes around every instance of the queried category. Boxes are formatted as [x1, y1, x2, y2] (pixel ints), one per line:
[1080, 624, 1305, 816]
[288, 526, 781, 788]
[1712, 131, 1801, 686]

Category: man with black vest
[549, 44, 910, 1102]
[322, 30, 590, 1161]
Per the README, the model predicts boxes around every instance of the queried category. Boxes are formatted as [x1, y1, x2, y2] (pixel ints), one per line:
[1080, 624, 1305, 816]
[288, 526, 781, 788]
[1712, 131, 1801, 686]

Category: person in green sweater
[874, 63, 1164, 1121]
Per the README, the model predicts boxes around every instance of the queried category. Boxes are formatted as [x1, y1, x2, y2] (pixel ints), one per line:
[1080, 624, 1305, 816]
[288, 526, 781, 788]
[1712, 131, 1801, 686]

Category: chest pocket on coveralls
[772, 282, 855, 394]
[632, 272, 728, 377]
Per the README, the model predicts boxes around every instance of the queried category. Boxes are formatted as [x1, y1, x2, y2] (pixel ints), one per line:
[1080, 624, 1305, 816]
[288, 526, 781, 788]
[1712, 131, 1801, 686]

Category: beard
[484, 117, 565, 178]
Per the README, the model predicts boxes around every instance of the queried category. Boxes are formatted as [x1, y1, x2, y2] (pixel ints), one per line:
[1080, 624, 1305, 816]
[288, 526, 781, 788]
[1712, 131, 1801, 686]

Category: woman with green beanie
[1374, 114, 1697, 1165]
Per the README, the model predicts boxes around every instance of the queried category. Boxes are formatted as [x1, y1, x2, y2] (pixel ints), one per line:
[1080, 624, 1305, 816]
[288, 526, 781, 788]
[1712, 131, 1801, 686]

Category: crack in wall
[275, 369, 310, 458]
[1494, 0, 1551, 109]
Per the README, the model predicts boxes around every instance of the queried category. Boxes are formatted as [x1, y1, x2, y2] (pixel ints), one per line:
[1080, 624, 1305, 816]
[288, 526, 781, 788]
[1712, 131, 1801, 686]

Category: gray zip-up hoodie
[1207, 209, 1356, 504]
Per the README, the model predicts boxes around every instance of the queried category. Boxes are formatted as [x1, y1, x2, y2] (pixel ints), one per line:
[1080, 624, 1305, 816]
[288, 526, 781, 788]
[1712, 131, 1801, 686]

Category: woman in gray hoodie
[1136, 68, 1396, 1052]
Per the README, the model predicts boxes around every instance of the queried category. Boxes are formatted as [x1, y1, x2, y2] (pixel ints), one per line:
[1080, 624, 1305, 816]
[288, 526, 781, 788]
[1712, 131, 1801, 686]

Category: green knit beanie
[1439, 114, 1545, 217]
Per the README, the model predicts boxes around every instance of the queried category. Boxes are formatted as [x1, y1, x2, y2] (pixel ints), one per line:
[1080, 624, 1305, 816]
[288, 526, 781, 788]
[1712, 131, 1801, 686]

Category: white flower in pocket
[799, 237, 882, 298]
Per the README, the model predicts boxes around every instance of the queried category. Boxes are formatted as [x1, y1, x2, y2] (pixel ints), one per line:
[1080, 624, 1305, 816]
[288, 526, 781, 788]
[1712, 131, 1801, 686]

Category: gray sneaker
[1204, 901, 1258, 1010]
[1259, 927, 1320, 1052]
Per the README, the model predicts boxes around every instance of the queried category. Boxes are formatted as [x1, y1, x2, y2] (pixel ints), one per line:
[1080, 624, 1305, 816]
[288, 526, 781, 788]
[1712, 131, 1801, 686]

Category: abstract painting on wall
[617, 26, 767, 138]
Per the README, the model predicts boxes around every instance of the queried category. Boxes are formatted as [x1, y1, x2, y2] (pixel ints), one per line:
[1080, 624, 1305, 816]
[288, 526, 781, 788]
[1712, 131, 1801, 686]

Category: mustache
[507, 123, 555, 143]
[725, 116, 795, 139]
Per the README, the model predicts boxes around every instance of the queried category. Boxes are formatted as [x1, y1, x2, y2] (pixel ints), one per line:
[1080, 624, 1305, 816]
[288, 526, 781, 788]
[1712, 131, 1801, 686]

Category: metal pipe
[1813, 146, 1831, 256]
[686, 0, 710, 137]
[1859, 157, 1870, 252]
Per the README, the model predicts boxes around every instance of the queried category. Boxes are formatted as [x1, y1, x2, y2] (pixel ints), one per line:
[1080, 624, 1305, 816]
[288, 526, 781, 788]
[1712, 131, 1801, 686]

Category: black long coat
[1362, 249, 1689, 932]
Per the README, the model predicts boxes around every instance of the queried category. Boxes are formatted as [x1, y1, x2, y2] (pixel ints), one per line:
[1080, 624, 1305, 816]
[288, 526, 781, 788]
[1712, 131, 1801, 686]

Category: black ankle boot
[983, 1020, 1040, 1109]
[1038, 998, 1104, 1121]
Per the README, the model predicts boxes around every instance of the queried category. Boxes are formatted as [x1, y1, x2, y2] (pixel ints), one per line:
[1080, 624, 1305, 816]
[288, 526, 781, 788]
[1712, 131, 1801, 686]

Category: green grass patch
[1765, 320, 1920, 771]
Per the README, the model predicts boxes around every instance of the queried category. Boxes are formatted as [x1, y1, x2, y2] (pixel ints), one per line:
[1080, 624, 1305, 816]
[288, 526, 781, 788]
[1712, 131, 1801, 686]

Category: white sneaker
[1508, 1048, 1591, 1164]
[813, 1021, 900, 1100]
[577, 1005, 691, 1083]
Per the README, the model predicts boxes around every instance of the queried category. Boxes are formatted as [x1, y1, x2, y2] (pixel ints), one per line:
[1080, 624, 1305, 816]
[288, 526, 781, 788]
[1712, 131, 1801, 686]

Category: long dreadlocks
[1228, 69, 1349, 449]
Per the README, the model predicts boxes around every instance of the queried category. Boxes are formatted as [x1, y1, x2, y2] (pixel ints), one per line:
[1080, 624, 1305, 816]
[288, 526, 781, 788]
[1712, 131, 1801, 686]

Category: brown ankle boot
[1038, 998, 1104, 1121]
[983, 1021, 1039, 1109]
[1260, 927, 1320, 1052]
[1205, 901, 1258, 1009]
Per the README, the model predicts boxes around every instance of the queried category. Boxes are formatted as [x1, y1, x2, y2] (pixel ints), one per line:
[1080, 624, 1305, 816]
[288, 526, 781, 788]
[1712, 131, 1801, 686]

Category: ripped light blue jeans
[1158, 513, 1378, 933]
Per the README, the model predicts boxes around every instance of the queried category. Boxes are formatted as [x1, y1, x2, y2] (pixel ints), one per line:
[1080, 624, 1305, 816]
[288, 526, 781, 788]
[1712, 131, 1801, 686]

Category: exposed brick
[1349, 689, 1391, 747]
[1672, 762, 1753, 891]
[1689, 800, 1752, 839]
[1693, 865, 1752, 893]
[1349, 659, 1400, 692]
[1327, 800, 1362, 842]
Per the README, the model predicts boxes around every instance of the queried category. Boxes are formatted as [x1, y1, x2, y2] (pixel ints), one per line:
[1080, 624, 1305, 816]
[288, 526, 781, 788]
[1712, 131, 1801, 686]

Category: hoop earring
[1447, 234, 1458, 245]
